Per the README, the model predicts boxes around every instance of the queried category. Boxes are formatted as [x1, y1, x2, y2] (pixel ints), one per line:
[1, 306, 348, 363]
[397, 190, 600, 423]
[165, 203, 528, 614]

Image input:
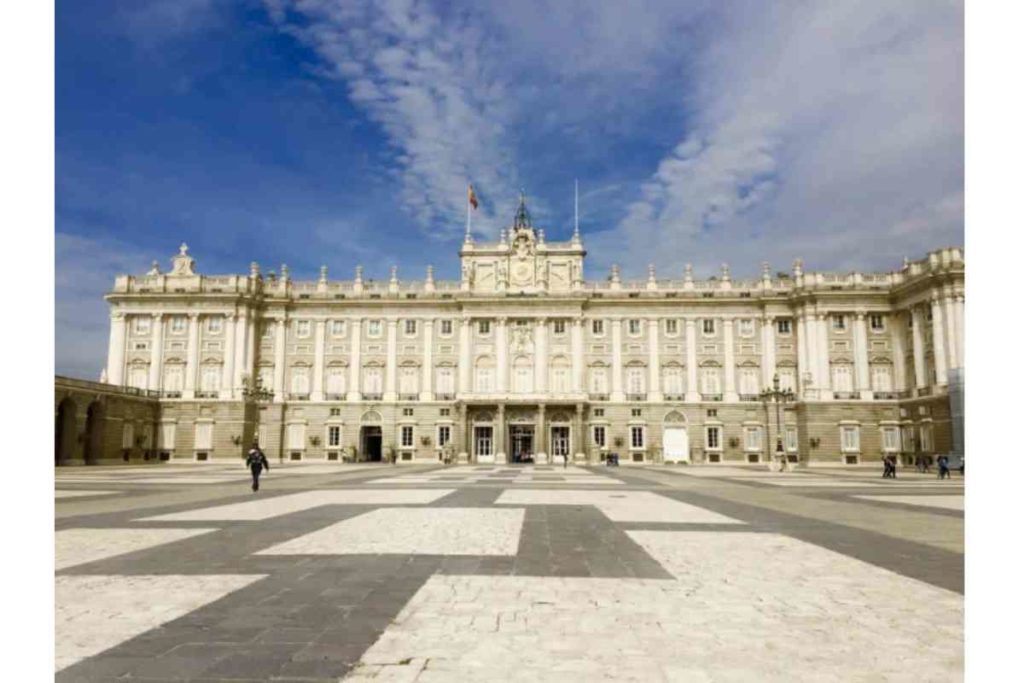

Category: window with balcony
[363, 367, 383, 396]
[290, 369, 310, 397]
[739, 368, 759, 396]
[475, 357, 495, 393]
[436, 366, 455, 397]
[513, 357, 533, 394]
[589, 367, 608, 396]
[550, 358, 570, 393]
[832, 364, 853, 393]
[326, 367, 346, 397]
[199, 366, 220, 395]
[128, 366, 148, 390]
[871, 365, 892, 393]
[700, 368, 721, 396]
[399, 366, 419, 397]
[663, 366, 684, 397]
[626, 366, 645, 397]
[163, 365, 184, 394]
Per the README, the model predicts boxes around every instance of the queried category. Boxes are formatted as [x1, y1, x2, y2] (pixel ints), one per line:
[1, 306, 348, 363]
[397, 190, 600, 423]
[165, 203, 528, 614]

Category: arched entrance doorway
[55, 398, 77, 465]
[83, 401, 105, 465]
[359, 410, 383, 462]
[662, 410, 690, 464]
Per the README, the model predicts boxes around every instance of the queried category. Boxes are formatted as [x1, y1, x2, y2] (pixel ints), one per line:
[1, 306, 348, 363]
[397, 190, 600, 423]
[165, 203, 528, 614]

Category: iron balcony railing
[738, 394, 759, 402]
[398, 393, 419, 401]
[833, 391, 861, 400]
[626, 393, 647, 402]
[194, 391, 219, 399]
[701, 393, 723, 402]
[588, 393, 609, 401]
[325, 393, 346, 401]
[435, 392, 456, 400]
[287, 393, 310, 401]
[362, 392, 383, 401]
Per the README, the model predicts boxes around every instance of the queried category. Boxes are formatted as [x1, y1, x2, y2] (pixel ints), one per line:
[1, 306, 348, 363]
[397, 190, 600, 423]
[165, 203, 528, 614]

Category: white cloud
[589, 0, 964, 276]
[265, 0, 523, 240]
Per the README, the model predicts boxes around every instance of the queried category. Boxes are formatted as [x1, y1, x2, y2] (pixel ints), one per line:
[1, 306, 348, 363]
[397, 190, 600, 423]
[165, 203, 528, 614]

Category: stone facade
[55, 376, 161, 465]
[91, 198, 964, 466]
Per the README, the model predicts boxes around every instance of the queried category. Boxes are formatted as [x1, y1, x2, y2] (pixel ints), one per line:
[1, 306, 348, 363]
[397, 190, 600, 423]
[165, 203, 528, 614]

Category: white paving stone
[56, 528, 219, 571]
[257, 507, 525, 556]
[855, 494, 964, 511]
[138, 489, 455, 522]
[346, 532, 961, 681]
[495, 489, 743, 523]
[731, 477, 964, 488]
[55, 490, 119, 499]
[55, 574, 265, 671]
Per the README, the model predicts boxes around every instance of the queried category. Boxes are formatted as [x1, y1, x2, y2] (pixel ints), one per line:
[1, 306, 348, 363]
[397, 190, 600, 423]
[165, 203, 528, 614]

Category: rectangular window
[881, 427, 898, 452]
[133, 317, 152, 335]
[706, 409, 717, 418]
[920, 424, 933, 452]
[744, 426, 762, 451]
[631, 408, 642, 417]
[869, 314, 885, 331]
[158, 422, 176, 449]
[738, 319, 754, 337]
[122, 422, 135, 449]
[194, 422, 213, 450]
[367, 320, 382, 337]
[330, 408, 341, 416]
[206, 316, 223, 334]
[478, 320, 491, 335]
[777, 319, 792, 335]
[593, 408, 604, 417]
[702, 319, 716, 336]
[630, 425, 645, 450]
[553, 320, 566, 335]
[833, 315, 847, 331]
[475, 426, 493, 457]
[665, 319, 678, 335]
[404, 319, 417, 336]
[170, 315, 187, 334]
[439, 408, 450, 417]
[871, 366, 892, 392]
[840, 425, 861, 452]
[627, 319, 641, 336]
[592, 425, 607, 448]
[402, 407, 414, 416]
[286, 423, 306, 450]
[705, 426, 721, 451]
[437, 425, 451, 447]
[401, 426, 414, 448]
[440, 319, 453, 336]
[327, 426, 341, 447]
[331, 320, 346, 336]
[592, 320, 604, 335]
[784, 426, 798, 452]
[295, 320, 311, 338]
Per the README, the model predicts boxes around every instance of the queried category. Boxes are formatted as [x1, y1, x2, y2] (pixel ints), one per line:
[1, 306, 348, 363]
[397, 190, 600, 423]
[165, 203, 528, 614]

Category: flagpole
[466, 187, 471, 241]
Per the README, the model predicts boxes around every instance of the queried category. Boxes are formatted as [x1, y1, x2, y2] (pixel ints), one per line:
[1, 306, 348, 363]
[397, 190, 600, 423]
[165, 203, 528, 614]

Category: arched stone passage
[55, 398, 78, 465]
[83, 401, 105, 465]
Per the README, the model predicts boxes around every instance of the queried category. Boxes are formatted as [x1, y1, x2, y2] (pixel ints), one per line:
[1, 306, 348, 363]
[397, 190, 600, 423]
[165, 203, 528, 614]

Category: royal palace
[55, 198, 964, 467]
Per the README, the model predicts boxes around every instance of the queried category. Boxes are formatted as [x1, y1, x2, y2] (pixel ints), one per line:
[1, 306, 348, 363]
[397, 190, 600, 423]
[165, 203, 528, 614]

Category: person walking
[937, 454, 950, 480]
[889, 454, 897, 479]
[882, 455, 892, 478]
[245, 442, 270, 492]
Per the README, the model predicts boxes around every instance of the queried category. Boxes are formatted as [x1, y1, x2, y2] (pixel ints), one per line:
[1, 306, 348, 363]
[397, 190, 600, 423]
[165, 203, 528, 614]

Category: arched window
[290, 368, 310, 395]
[662, 365, 684, 396]
[832, 364, 853, 392]
[200, 365, 220, 392]
[435, 365, 455, 395]
[513, 356, 533, 394]
[475, 356, 495, 393]
[363, 366, 383, 394]
[399, 365, 419, 395]
[163, 364, 184, 392]
[700, 367, 721, 395]
[739, 367, 759, 395]
[589, 365, 608, 395]
[626, 365, 646, 395]
[326, 366, 346, 395]
[128, 365, 148, 390]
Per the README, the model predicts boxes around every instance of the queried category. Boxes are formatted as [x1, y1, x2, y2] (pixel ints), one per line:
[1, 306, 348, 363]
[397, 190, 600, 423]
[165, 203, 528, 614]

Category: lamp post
[241, 373, 273, 457]
[759, 373, 795, 471]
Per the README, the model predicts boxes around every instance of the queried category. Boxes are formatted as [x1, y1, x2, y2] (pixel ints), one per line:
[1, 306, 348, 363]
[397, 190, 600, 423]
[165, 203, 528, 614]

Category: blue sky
[56, 0, 964, 379]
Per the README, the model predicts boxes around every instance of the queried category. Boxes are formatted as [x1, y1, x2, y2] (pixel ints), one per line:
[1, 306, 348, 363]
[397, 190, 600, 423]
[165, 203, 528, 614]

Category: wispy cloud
[265, 0, 522, 239]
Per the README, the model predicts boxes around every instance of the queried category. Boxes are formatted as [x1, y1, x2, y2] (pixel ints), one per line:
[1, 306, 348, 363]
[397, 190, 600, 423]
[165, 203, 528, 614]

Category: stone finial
[354, 265, 364, 283]
[390, 265, 399, 282]
[610, 264, 621, 282]
[170, 242, 196, 275]
[426, 265, 435, 283]
[319, 265, 328, 283]
[902, 256, 910, 270]
[499, 228, 507, 244]
[648, 263, 656, 280]
[280, 264, 290, 282]
[249, 261, 260, 279]
[684, 263, 693, 282]
[267, 270, 277, 283]
[762, 261, 771, 278]
[538, 229, 545, 244]
[793, 259, 804, 277]
[146, 260, 161, 275]
[720, 263, 731, 282]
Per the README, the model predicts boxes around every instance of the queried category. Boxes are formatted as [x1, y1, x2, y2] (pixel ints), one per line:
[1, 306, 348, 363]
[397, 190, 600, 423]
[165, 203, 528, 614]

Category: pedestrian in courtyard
[245, 441, 269, 492]
[889, 454, 897, 479]
[938, 454, 950, 480]
[882, 455, 892, 478]
[563, 452, 568, 469]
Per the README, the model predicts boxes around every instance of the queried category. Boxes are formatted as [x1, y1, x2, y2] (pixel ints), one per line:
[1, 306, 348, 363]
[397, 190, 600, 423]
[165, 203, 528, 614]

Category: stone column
[943, 294, 959, 370]
[647, 318, 662, 401]
[911, 307, 927, 389]
[106, 312, 127, 386]
[273, 317, 287, 402]
[954, 295, 964, 369]
[537, 403, 547, 462]
[495, 403, 506, 463]
[891, 312, 908, 392]
[183, 313, 200, 399]
[221, 313, 235, 398]
[723, 317, 738, 401]
[815, 314, 832, 397]
[853, 312, 871, 398]
[384, 319, 398, 401]
[571, 318, 584, 393]
[457, 402, 469, 463]
[611, 318, 624, 401]
[685, 318, 699, 401]
[348, 318, 362, 401]
[458, 317, 472, 394]
[148, 313, 164, 393]
[421, 319, 434, 401]
[233, 311, 249, 394]
[496, 317, 508, 394]
[245, 313, 257, 385]
[311, 319, 326, 401]
[534, 317, 548, 394]
[796, 311, 809, 395]
[930, 298, 947, 386]
[762, 315, 776, 388]
[575, 402, 585, 462]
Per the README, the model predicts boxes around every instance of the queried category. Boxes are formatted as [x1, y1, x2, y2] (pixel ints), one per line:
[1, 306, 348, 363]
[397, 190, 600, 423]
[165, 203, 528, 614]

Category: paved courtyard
[55, 462, 963, 681]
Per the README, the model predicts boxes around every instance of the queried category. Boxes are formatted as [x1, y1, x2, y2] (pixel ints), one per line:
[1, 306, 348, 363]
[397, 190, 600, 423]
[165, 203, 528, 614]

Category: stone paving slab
[496, 489, 744, 524]
[56, 528, 219, 571]
[854, 494, 964, 511]
[139, 489, 456, 521]
[257, 508, 525, 556]
[55, 490, 120, 499]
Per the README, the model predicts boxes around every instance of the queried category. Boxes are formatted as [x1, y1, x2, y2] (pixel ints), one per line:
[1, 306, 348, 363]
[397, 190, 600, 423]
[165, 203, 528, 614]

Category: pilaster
[571, 318, 584, 393]
[685, 318, 699, 402]
[496, 317, 509, 394]
[762, 315, 776, 388]
[722, 317, 738, 402]
[183, 312, 200, 399]
[384, 319, 398, 401]
[610, 318, 624, 401]
[458, 317, 472, 394]
[421, 319, 434, 401]
[148, 313, 164, 393]
[930, 297, 947, 385]
[106, 312, 127, 386]
[647, 317, 662, 401]
[221, 313, 234, 398]
[853, 312, 872, 399]
[273, 317, 287, 403]
[534, 317, 548, 394]
[911, 307, 927, 389]
[347, 318, 362, 401]
[311, 319, 326, 401]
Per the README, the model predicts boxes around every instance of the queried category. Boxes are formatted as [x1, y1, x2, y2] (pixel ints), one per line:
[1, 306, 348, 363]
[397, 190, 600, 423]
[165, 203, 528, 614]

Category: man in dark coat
[245, 442, 270, 492]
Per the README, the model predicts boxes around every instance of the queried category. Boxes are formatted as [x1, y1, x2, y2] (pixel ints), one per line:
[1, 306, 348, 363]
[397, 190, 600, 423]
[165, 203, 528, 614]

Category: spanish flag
[468, 184, 479, 210]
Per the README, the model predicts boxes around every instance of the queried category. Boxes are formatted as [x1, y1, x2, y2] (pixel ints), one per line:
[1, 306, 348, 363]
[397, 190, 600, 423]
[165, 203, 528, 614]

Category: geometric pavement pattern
[55, 462, 963, 681]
